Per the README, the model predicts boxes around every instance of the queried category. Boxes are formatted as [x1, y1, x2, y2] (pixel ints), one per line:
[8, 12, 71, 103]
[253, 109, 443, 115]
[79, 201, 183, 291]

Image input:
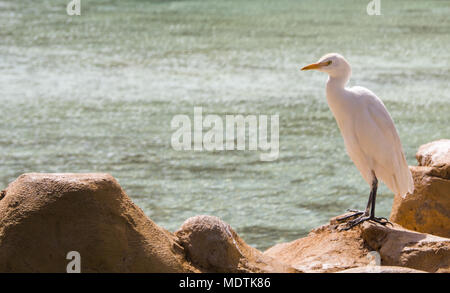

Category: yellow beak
[301, 61, 328, 71]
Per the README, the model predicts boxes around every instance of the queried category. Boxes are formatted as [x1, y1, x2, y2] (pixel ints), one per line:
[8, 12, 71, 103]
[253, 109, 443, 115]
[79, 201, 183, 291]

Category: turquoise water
[0, 0, 449, 249]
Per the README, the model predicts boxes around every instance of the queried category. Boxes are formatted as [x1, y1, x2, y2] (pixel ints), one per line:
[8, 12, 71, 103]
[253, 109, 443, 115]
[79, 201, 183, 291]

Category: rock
[390, 140, 450, 238]
[416, 139, 450, 178]
[264, 215, 450, 273]
[338, 266, 427, 273]
[2, 171, 448, 273]
[263, 217, 372, 273]
[175, 215, 299, 273]
[0, 173, 196, 273]
[361, 222, 450, 273]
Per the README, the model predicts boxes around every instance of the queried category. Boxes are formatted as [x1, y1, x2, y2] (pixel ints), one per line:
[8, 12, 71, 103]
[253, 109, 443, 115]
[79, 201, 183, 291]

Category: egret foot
[336, 209, 366, 222]
[341, 215, 393, 230]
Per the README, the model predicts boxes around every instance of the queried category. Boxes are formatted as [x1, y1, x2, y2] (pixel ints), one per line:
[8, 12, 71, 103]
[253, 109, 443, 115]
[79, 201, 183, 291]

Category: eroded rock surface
[0, 173, 195, 273]
[391, 139, 450, 238]
[264, 215, 450, 273]
[175, 215, 299, 273]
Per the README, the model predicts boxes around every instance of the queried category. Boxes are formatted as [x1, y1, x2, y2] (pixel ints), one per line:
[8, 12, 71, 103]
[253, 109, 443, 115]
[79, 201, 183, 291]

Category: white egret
[301, 53, 414, 229]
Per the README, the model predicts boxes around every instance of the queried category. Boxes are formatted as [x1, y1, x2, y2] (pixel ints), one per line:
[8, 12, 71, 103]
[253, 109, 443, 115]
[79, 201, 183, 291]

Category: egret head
[301, 53, 351, 80]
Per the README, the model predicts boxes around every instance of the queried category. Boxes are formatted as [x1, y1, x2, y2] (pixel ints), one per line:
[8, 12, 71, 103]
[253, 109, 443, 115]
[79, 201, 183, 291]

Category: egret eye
[326, 60, 332, 66]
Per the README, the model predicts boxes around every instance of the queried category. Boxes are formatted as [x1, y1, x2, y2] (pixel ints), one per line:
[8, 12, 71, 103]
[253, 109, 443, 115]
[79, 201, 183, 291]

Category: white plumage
[302, 53, 413, 229]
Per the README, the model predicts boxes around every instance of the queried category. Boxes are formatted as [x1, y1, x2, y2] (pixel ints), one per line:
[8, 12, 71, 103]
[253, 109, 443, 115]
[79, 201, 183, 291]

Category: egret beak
[301, 61, 328, 71]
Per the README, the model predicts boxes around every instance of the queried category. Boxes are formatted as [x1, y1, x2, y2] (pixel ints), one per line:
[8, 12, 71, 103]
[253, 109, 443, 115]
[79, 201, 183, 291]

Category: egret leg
[367, 179, 391, 225]
[341, 176, 393, 230]
[335, 190, 373, 222]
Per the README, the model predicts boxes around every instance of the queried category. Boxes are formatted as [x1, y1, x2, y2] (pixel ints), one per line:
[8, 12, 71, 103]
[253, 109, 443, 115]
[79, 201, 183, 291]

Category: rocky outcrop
[1, 151, 449, 273]
[264, 218, 371, 273]
[390, 139, 450, 238]
[0, 173, 196, 273]
[0, 173, 295, 273]
[264, 215, 450, 273]
[361, 221, 449, 272]
[175, 215, 298, 273]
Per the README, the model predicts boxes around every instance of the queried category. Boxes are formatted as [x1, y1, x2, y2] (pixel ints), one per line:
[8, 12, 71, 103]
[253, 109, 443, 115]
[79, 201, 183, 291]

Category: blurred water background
[0, 0, 449, 249]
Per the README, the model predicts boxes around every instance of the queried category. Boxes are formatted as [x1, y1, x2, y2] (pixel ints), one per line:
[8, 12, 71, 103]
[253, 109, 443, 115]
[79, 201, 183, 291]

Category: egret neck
[325, 70, 351, 127]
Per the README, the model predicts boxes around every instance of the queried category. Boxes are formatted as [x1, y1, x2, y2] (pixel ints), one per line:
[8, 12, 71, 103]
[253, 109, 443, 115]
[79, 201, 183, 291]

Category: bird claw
[341, 215, 371, 230]
[340, 215, 393, 230]
[336, 209, 366, 222]
[370, 216, 393, 226]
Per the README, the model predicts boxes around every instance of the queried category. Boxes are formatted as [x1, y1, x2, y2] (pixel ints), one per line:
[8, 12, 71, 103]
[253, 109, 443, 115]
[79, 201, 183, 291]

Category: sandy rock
[175, 215, 299, 273]
[338, 266, 427, 273]
[416, 139, 450, 178]
[0, 173, 195, 273]
[264, 215, 450, 273]
[263, 217, 372, 273]
[361, 222, 450, 273]
[390, 140, 450, 238]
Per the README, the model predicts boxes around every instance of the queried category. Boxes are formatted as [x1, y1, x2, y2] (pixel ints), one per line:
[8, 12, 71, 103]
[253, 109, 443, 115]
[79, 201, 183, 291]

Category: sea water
[0, 0, 449, 249]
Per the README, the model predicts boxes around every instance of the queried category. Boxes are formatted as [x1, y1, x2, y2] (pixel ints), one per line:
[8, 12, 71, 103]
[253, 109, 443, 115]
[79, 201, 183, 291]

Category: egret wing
[352, 87, 413, 197]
